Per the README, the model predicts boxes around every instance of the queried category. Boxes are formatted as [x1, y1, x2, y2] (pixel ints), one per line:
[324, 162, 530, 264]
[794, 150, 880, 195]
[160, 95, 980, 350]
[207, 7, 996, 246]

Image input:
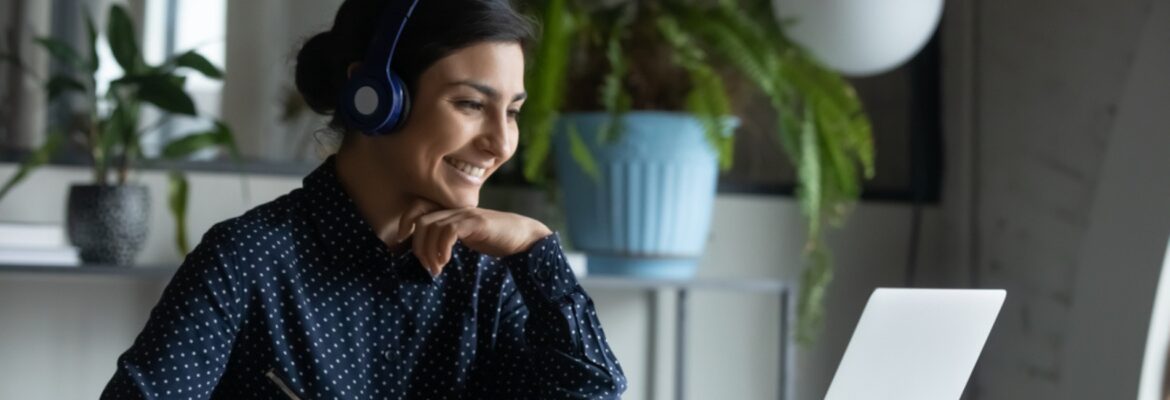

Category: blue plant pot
[553, 112, 736, 279]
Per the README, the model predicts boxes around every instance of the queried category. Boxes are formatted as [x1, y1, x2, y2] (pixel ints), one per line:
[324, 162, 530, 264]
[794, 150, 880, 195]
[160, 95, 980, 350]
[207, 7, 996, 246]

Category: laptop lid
[824, 288, 1006, 400]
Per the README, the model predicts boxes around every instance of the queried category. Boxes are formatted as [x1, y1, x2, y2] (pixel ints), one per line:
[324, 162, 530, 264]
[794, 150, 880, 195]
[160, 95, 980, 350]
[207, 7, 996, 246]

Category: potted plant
[0, 4, 237, 265]
[519, 0, 874, 342]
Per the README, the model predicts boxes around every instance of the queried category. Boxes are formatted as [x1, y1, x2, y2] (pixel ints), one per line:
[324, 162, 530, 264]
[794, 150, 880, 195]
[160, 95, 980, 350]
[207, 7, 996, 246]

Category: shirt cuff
[501, 232, 581, 304]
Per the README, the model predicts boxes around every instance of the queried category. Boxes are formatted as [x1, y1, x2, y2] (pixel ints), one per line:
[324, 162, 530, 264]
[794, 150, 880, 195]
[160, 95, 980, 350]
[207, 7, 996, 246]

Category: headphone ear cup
[385, 72, 410, 132]
[340, 73, 390, 134]
[339, 71, 409, 135]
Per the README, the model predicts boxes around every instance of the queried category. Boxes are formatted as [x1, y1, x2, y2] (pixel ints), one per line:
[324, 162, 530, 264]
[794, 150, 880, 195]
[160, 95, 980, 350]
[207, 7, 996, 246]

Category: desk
[0, 264, 794, 400]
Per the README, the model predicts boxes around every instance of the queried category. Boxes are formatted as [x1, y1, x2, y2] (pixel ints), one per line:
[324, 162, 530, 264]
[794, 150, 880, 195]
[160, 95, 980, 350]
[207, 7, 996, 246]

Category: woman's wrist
[524, 221, 554, 253]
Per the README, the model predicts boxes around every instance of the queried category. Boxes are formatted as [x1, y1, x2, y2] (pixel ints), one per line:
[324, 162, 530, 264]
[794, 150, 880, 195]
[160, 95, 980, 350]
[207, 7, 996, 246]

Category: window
[95, 0, 226, 159]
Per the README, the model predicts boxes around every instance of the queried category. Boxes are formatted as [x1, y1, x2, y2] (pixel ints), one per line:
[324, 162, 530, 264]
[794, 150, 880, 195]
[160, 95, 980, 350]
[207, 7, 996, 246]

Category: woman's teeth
[446, 158, 486, 178]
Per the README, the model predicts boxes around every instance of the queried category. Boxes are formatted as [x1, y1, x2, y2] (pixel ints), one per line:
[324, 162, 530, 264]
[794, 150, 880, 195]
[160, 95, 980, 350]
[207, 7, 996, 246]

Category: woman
[100, 0, 627, 398]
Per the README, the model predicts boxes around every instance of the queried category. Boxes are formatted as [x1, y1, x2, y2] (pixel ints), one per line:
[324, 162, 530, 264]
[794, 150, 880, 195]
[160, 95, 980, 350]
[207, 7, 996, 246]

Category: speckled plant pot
[66, 184, 150, 266]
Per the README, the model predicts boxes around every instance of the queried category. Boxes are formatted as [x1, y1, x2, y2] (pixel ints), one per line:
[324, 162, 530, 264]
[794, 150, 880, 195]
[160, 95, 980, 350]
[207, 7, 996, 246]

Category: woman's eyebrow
[449, 80, 527, 102]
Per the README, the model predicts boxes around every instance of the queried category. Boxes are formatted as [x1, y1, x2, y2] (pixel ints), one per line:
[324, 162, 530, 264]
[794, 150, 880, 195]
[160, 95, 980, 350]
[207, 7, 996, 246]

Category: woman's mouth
[443, 157, 487, 183]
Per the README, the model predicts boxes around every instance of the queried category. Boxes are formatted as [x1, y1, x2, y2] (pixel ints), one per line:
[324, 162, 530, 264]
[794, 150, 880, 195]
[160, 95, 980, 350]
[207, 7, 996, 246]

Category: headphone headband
[339, 0, 421, 135]
[363, 0, 420, 77]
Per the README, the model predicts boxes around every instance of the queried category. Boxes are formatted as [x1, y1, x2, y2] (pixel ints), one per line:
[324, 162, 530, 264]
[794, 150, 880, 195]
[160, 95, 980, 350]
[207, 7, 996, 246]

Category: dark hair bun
[295, 31, 341, 114]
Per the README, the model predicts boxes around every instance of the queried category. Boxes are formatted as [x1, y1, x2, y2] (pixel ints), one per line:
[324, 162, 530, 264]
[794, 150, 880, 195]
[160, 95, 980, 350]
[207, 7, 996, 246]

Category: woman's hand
[394, 197, 554, 277]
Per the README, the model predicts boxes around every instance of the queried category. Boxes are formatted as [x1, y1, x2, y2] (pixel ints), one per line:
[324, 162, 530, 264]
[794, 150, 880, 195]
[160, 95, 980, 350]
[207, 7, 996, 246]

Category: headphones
[338, 0, 421, 135]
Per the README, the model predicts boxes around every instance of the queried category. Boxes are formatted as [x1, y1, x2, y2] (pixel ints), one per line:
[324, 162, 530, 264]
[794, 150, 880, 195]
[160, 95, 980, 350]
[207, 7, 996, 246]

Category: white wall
[221, 0, 341, 162]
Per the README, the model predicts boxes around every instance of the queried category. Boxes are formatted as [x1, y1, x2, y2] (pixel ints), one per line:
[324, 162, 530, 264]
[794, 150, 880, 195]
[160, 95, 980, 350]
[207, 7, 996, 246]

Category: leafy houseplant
[0, 4, 237, 264]
[519, 0, 874, 343]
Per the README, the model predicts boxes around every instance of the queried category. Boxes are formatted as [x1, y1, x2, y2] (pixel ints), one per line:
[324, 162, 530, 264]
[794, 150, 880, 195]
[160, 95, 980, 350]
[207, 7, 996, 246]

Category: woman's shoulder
[177, 190, 316, 283]
[197, 188, 311, 250]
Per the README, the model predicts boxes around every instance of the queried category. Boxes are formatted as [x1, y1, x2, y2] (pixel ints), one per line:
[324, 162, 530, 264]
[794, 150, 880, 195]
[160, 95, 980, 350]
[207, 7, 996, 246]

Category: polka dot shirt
[100, 157, 627, 399]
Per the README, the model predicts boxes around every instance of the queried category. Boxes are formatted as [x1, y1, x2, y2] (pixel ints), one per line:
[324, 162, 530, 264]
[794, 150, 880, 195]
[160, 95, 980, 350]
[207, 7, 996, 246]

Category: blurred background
[0, 0, 1168, 399]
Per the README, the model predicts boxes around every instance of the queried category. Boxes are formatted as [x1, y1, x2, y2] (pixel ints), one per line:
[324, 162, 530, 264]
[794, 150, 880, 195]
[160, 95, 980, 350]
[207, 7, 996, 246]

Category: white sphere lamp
[772, 0, 945, 77]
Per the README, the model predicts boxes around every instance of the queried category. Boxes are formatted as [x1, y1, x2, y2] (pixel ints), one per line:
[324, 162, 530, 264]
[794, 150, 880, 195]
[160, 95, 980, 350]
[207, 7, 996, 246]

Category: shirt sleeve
[470, 232, 628, 399]
[100, 224, 249, 399]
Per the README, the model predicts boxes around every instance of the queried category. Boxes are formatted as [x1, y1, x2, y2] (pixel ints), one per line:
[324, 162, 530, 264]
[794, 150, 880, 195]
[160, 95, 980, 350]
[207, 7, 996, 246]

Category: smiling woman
[98, 0, 628, 399]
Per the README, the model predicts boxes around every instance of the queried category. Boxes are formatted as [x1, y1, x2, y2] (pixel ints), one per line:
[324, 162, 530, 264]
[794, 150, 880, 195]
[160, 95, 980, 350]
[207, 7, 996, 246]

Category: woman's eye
[507, 109, 521, 119]
[456, 100, 485, 111]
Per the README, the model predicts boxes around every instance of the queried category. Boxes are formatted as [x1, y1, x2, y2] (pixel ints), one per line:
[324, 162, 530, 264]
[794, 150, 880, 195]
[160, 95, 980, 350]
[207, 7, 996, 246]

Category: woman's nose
[476, 115, 511, 157]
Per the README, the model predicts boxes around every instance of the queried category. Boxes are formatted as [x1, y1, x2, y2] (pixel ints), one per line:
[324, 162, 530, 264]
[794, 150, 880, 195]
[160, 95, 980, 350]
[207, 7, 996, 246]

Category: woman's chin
[438, 191, 479, 209]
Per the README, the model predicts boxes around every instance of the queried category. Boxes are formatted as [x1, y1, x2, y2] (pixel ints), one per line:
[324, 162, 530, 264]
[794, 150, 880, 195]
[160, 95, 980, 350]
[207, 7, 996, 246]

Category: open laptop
[824, 288, 1006, 400]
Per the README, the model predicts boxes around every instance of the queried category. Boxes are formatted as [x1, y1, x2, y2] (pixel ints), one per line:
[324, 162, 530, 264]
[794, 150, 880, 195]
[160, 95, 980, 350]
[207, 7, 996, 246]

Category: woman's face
[357, 42, 526, 209]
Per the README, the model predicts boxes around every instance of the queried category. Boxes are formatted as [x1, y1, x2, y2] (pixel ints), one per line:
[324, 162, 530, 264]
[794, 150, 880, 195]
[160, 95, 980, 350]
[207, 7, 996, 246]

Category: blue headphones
[338, 0, 421, 135]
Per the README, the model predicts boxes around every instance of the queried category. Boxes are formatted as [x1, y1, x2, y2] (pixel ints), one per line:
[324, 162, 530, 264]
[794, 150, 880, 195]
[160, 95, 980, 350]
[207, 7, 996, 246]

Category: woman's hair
[294, 0, 535, 133]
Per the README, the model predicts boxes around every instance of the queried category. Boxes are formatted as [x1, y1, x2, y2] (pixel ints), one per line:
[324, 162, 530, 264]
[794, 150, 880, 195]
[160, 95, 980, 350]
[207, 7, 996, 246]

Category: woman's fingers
[429, 224, 450, 276]
[397, 198, 442, 243]
[397, 210, 420, 244]
[398, 201, 502, 277]
[399, 198, 447, 273]
[414, 212, 475, 277]
[423, 217, 444, 276]
[414, 206, 474, 275]
[412, 214, 436, 273]
[433, 214, 466, 271]
[412, 209, 465, 276]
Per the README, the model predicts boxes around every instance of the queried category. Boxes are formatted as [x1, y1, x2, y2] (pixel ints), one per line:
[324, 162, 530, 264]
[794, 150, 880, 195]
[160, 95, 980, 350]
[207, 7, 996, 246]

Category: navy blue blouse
[100, 157, 627, 399]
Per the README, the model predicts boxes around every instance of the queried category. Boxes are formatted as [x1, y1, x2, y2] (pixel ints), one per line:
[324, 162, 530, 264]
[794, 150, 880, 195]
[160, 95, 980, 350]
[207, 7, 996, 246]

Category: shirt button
[383, 348, 399, 362]
[536, 266, 551, 281]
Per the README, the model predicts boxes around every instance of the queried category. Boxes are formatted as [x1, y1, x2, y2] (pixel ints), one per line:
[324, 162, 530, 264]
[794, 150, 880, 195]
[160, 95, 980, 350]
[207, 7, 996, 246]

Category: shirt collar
[301, 156, 468, 282]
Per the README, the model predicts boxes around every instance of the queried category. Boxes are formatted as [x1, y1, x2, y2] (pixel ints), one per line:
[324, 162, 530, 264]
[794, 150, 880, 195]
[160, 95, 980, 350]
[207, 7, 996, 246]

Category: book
[0, 246, 80, 266]
[0, 222, 68, 248]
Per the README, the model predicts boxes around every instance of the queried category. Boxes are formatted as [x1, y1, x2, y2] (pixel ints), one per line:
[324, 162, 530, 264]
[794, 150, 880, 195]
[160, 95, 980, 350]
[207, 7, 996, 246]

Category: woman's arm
[100, 224, 249, 400]
[471, 233, 628, 399]
[395, 201, 628, 397]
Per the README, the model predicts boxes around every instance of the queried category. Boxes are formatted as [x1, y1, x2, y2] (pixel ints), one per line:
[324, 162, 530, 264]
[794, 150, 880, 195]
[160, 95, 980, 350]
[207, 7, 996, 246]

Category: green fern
[657, 15, 735, 169]
[597, 4, 634, 144]
[682, 3, 873, 342]
[566, 124, 601, 183]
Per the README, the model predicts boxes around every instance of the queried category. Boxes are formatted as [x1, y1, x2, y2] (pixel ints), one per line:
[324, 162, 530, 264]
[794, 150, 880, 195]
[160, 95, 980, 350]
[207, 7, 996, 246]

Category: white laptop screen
[824, 288, 1006, 400]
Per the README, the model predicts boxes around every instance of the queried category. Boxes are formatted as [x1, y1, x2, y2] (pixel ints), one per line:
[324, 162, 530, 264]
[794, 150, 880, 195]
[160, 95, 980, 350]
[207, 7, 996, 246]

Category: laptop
[824, 288, 1006, 400]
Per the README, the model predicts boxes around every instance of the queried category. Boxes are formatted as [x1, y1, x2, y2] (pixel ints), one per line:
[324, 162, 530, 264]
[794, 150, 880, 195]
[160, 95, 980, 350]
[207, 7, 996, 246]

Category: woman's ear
[347, 62, 362, 79]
